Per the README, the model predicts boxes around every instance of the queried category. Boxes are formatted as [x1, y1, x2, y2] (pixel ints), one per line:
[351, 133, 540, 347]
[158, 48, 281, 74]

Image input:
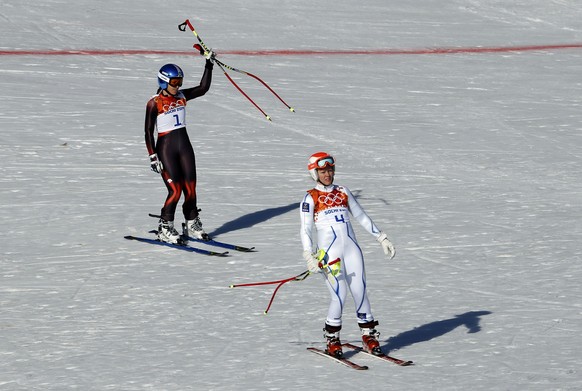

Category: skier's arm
[345, 187, 396, 259]
[300, 193, 322, 273]
[300, 193, 316, 252]
[182, 60, 214, 101]
[144, 98, 158, 156]
[344, 187, 382, 237]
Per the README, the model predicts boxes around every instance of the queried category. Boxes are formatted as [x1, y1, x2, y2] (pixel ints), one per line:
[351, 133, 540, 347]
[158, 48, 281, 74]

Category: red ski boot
[324, 325, 343, 358]
[360, 321, 383, 356]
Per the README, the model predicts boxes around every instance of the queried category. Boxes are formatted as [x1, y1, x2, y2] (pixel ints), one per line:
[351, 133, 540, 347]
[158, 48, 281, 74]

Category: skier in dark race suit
[144, 51, 215, 244]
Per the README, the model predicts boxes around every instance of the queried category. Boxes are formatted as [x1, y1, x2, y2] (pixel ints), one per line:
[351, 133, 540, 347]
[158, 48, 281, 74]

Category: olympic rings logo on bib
[162, 100, 185, 112]
[318, 191, 345, 206]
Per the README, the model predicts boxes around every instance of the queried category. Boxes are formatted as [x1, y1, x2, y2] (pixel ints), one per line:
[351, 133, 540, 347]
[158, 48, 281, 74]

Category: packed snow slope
[1, 0, 581, 390]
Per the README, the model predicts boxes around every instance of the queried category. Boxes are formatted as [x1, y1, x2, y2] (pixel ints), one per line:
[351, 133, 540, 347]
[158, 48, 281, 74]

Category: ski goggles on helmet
[168, 77, 183, 87]
[308, 156, 335, 170]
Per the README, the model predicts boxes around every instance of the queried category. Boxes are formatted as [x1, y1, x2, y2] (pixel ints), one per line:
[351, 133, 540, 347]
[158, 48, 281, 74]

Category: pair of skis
[124, 235, 253, 257]
[308, 343, 413, 370]
[178, 19, 294, 121]
[125, 215, 256, 256]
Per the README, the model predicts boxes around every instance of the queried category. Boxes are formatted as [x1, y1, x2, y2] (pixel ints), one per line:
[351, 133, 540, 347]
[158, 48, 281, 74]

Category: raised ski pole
[212, 55, 295, 113]
[205, 45, 272, 121]
[229, 270, 311, 314]
[178, 19, 294, 120]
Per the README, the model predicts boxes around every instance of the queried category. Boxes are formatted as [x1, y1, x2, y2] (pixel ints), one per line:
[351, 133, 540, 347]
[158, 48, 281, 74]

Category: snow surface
[1, 0, 582, 390]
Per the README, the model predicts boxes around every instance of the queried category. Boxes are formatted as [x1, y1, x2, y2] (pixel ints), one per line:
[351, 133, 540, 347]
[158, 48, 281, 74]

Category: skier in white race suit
[299, 152, 396, 358]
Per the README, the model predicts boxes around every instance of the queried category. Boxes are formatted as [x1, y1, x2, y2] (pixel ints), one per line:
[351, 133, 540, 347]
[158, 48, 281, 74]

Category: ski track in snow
[1, 0, 582, 390]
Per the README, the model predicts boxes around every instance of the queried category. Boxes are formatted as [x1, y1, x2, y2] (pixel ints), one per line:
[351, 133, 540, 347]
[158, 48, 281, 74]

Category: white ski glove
[303, 250, 322, 274]
[149, 153, 163, 174]
[377, 232, 395, 260]
[204, 49, 216, 64]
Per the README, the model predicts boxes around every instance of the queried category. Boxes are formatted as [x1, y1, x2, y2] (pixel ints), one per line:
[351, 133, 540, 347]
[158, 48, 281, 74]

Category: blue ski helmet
[157, 64, 184, 90]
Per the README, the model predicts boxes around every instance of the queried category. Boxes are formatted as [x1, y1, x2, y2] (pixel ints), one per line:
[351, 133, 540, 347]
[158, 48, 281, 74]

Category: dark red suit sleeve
[181, 60, 214, 101]
[144, 98, 158, 156]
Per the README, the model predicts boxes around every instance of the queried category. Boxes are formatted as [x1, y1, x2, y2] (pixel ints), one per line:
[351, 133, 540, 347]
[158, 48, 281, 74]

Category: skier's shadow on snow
[383, 311, 492, 352]
[207, 192, 386, 238]
[208, 202, 300, 238]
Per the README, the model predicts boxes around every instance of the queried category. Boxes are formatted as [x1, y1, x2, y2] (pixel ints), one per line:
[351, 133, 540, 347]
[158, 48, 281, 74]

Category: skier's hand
[204, 49, 216, 64]
[194, 44, 216, 64]
[149, 153, 163, 174]
[377, 232, 395, 260]
[303, 250, 322, 274]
